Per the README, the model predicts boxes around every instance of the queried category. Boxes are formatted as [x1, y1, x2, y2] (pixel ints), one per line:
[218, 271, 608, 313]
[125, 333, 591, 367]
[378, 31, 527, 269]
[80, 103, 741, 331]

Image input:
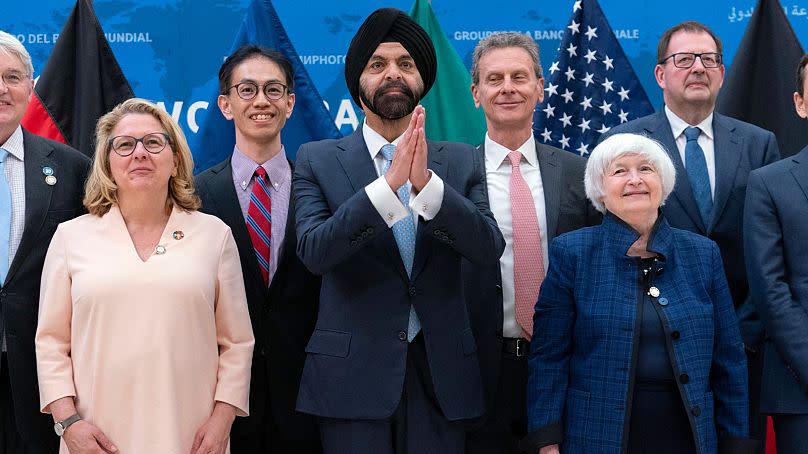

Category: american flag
[533, 0, 653, 156]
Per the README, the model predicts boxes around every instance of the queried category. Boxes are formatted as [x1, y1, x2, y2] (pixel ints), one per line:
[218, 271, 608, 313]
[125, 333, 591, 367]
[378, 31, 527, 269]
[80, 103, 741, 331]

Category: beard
[360, 79, 422, 120]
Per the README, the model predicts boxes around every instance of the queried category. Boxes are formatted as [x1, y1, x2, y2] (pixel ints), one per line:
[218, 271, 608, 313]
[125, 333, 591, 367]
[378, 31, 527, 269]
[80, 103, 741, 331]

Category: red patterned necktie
[508, 151, 545, 340]
[247, 166, 272, 284]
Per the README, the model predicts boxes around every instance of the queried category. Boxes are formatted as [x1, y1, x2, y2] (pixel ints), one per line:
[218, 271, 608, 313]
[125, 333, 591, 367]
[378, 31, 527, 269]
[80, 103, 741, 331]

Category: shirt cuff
[366, 175, 410, 227]
[410, 170, 443, 221]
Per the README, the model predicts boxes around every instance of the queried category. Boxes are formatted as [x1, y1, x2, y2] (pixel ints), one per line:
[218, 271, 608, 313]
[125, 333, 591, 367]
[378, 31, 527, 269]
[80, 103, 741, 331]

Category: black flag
[717, 0, 807, 158]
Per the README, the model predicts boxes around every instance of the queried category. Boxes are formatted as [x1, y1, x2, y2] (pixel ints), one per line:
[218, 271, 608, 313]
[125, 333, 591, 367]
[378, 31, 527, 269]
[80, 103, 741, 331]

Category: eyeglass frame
[108, 133, 172, 157]
[0, 70, 31, 88]
[226, 81, 290, 101]
[658, 52, 723, 69]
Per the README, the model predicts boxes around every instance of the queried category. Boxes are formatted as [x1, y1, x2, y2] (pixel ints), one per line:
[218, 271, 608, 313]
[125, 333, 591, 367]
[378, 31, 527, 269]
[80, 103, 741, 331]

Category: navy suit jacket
[526, 214, 749, 454]
[463, 140, 600, 414]
[293, 129, 505, 421]
[745, 146, 808, 414]
[606, 109, 780, 347]
[196, 158, 321, 442]
[1, 129, 89, 445]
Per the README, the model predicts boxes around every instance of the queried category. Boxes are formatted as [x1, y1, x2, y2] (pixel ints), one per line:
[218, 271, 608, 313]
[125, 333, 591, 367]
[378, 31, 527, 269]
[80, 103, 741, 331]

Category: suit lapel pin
[172, 230, 184, 240]
[155, 244, 166, 255]
[648, 286, 660, 298]
[43, 166, 57, 185]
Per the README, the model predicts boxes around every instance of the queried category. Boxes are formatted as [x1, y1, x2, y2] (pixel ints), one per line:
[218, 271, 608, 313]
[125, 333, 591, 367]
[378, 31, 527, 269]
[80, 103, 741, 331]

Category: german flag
[21, 0, 133, 156]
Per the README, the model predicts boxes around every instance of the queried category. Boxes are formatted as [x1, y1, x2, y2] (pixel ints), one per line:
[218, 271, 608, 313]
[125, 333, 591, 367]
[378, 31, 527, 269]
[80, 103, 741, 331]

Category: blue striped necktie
[0, 148, 11, 284]
[684, 127, 713, 226]
[246, 166, 272, 284]
[380, 144, 421, 341]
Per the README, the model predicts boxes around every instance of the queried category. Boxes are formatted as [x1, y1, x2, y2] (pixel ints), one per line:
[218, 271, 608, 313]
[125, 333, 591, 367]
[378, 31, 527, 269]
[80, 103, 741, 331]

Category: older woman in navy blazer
[524, 134, 754, 454]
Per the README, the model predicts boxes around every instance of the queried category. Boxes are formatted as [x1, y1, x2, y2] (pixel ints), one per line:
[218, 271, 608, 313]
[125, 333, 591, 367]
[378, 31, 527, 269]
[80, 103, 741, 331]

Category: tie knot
[254, 166, 267, 180]
[507, 150, 523, 167]
[684, 126, 701, 142]
[380, 144, 396, 161]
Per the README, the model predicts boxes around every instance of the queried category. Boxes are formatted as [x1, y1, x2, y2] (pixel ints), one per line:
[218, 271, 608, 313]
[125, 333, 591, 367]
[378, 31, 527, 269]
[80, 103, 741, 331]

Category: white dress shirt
[484, 133, 548, 339]
[665, 106, 716, 197]
[363, 122, 444, 227]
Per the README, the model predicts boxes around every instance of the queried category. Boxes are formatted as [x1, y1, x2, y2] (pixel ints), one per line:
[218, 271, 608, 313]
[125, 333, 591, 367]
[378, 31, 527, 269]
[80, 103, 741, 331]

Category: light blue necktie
[380, 144, 421, 341]
[0, 148, 11, 285]
[684, 127, 713, 226]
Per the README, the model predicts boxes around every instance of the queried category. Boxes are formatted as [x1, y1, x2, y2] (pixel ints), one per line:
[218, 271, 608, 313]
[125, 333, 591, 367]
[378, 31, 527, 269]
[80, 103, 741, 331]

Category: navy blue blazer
[526, 214, 749, 454]
[293, 129, 505, 421]
[745, 146, 808, 414]
[605, 110, 780, 347]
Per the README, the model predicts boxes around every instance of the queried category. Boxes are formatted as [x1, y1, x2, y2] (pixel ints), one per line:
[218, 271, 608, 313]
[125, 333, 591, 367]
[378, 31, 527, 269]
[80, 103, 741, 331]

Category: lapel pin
[172, 230, 184, 240]
[45, 175, 57, 186]
[648, 286, 660, 298]
[155, 244, 167, 255]
[42, 166, 54, 176]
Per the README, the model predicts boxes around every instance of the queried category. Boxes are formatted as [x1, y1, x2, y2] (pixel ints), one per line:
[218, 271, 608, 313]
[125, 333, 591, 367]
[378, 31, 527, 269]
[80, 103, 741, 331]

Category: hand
[384, 108, 419, 191]
[62, 420, 117, 454]
[408, 105, 431, 192]
[190, 402, 237, 454]
[539, 444, 560, 454]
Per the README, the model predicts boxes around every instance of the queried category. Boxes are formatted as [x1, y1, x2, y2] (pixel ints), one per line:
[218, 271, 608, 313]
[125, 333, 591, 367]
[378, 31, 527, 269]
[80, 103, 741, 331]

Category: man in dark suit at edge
[0, 30, 90, 453]
[195, 45, 321, 453]
[464, 32, 601, 454]
[604, 21, 780, 448]
[292, 8, 505, 454]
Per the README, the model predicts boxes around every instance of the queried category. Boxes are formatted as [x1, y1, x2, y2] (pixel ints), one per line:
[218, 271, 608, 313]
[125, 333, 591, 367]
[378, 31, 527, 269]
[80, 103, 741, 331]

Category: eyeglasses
[109, 133, 171, 157]
[228, 81, 289, 100]
[659, 52, 722, 69]
[0, 71, 29, 88]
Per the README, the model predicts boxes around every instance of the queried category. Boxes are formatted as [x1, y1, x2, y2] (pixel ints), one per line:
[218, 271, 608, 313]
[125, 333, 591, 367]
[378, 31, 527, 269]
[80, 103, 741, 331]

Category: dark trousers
[466, 347, 527, 454]
[771, 414, 808, 454]
[320, 334, 466, 454]
[230, 355, 321, 454]
[627, 380, 696, 454]
[747, 349, 767, 453]
[0, 354, 57, 454]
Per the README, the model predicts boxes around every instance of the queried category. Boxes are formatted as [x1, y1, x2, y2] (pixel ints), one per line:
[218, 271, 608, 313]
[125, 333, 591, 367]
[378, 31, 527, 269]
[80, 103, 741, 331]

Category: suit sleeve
[708, 241, 751, 442]
[745, 170, 808, 387]
[35, 226, 77, 412]
[420, 147, 504, 265]
[213, 228, 255, 417]
[293, 143, 391, 275]
[522, 237, 575, 450]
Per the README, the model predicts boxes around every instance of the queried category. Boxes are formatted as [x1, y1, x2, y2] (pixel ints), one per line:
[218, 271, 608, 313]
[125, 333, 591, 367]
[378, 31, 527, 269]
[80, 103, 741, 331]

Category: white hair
[585, 133, 677, 213]
[0, 30, 34, 77]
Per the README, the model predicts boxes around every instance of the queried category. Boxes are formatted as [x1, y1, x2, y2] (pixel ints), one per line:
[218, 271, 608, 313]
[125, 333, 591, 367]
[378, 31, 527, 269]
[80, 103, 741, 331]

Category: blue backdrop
[0, 0, 801, 142]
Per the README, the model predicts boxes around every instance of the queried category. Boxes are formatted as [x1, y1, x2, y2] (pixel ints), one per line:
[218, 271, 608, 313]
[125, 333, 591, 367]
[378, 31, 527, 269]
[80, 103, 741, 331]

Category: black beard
[360, 80, 420, 120]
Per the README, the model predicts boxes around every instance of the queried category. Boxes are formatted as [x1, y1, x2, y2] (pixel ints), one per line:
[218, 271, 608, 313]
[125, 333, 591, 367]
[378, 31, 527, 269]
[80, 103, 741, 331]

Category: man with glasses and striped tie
[604, 20, 780, 449]
[195, 45, 322, 454]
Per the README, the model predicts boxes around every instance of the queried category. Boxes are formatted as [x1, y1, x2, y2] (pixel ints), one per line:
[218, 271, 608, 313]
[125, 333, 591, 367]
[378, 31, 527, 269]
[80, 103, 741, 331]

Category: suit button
[495, 284, 502, 295]
[261, 347, 268, 357]
[367, 227, 374, 234]
[679, 373, 689, 384]
[409, 287, 417, 296]
[691, 406, 701, 417]
[398, 331, 407, 341]
[671, 330, 680, 340]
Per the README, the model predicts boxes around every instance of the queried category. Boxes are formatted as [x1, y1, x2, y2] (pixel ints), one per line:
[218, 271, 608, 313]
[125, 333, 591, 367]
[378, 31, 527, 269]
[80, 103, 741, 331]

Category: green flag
[409, 0, 487, 145]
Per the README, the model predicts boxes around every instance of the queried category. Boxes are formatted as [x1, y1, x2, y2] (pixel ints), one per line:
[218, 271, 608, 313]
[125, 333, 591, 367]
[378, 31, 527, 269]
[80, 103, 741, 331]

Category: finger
[92, 429, 117, 453]
[190, 430, 204, 454]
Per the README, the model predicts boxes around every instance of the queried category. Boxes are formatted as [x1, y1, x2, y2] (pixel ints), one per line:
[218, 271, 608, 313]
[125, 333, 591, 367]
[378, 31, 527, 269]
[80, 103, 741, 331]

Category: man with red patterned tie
[195, 45, 321, 454]
[464, 32, 601, 454]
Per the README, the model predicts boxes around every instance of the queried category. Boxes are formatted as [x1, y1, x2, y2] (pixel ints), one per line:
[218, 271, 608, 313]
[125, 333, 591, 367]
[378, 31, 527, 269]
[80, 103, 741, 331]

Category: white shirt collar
[363, 122, 405, 159]
[664, 105, 714, 140]
[484, 132, 538, 168]
[0, 126, 25, 161]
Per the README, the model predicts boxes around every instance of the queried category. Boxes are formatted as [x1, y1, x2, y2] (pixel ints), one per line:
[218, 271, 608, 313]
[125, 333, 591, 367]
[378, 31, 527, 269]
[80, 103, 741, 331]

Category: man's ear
[217, 95, 234, 120]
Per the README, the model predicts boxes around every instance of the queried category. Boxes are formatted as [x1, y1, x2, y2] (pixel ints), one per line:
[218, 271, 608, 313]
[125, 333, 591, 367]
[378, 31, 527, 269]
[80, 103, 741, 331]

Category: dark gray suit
[745, 146, 808, 453]
[464, 140, 600, 453]
[0, 129, 89, 453]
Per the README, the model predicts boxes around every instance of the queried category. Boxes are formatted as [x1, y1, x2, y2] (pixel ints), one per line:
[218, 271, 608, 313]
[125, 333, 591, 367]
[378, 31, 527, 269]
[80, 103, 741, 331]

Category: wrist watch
[54, 413, 81, 436]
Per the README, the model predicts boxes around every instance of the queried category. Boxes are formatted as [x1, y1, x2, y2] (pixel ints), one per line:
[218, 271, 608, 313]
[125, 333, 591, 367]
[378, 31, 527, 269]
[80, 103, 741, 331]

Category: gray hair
[0, 31, 33, 77]
[471, 32, 542, 85]
[584, 133, 677, 213]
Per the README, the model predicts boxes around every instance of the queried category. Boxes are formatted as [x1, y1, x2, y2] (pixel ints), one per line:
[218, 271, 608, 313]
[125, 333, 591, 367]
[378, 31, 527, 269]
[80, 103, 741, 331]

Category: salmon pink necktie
[508, 151, 544, 340]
